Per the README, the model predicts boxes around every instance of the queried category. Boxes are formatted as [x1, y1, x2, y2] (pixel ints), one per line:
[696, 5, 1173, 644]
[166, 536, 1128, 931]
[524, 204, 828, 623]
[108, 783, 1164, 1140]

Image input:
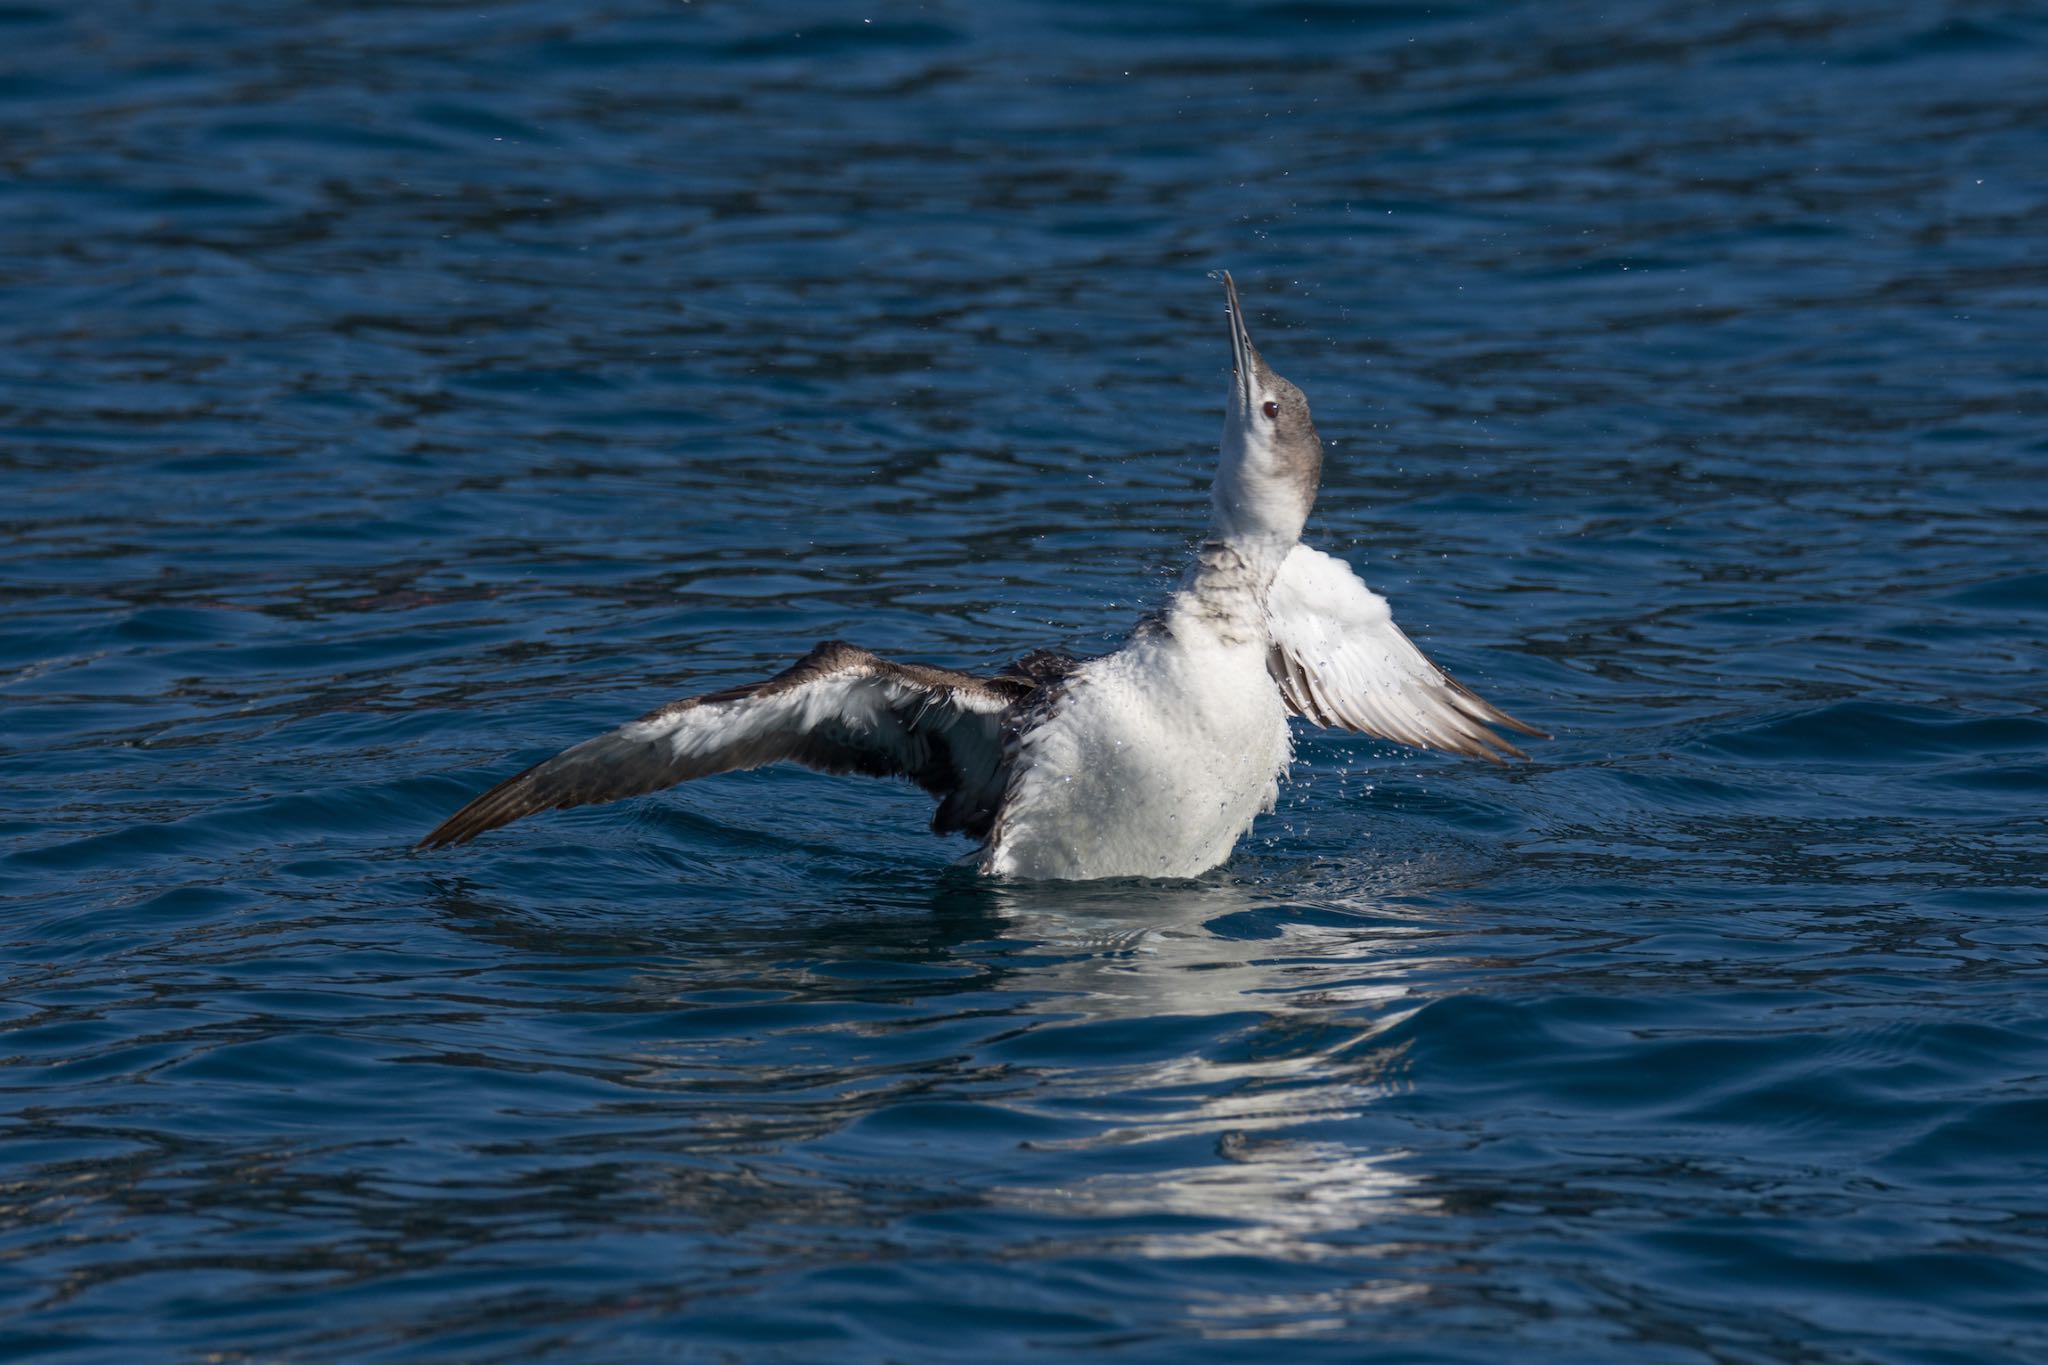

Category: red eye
[1261, 401, 1280, 420]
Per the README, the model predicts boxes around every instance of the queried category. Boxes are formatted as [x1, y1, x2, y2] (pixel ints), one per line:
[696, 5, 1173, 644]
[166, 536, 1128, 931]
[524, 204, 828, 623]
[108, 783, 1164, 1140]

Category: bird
[417, 272, 1543, 879]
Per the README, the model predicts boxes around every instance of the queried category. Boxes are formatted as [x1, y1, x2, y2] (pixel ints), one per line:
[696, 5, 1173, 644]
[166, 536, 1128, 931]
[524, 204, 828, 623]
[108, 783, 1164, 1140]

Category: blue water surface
[4, 1, 2047, 1360]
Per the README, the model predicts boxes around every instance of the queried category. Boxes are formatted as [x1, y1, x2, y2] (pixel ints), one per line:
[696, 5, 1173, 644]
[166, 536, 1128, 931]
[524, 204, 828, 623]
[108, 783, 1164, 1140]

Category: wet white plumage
[1264, 544, 1536, 762]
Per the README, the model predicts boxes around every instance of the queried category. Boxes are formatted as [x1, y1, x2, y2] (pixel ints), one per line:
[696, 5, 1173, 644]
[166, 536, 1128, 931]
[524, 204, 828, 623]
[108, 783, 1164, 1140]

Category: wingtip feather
[416, 765, 546, 850]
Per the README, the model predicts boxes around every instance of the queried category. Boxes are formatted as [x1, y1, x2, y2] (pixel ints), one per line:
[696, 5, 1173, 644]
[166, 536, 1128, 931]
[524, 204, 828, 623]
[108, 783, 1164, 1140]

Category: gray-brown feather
[418, 640, 1069, 850]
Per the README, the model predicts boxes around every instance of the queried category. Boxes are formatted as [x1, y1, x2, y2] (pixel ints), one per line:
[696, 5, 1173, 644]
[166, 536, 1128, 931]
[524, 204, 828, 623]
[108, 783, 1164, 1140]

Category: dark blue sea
[5, 2, 2046, 1360]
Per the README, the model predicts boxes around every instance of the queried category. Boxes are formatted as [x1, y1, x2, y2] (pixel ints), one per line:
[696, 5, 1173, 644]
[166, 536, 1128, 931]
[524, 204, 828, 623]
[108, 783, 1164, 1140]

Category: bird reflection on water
[425, 863, 1458, 1332]
[951, 877, 1440, 1281]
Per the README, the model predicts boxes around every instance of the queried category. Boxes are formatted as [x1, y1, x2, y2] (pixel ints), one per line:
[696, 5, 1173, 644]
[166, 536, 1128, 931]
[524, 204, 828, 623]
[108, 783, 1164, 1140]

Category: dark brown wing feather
[418, 640, 1032, 849]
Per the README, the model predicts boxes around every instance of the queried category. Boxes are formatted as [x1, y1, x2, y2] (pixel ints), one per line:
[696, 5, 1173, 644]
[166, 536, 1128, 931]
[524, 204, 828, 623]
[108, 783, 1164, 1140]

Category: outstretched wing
[1265, 544, 1545, 763]
[419, 641, 1031, 848]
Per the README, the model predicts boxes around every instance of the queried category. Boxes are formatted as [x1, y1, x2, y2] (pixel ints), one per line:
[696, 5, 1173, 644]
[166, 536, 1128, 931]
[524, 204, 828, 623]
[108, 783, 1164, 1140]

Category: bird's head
[1211, 271, 1322, 546]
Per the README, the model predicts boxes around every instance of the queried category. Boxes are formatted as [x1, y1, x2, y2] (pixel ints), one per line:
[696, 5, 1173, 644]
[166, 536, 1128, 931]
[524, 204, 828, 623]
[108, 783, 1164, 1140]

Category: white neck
[1211, 413, 1313, 544]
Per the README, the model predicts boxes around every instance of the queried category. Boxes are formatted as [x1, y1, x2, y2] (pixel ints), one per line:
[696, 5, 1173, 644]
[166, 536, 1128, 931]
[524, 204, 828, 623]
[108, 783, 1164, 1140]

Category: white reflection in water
[967, 874, 1450, 1288]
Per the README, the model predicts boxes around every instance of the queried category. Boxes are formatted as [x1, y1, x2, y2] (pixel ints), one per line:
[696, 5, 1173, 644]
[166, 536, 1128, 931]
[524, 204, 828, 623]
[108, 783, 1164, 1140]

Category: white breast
[981, 629, 1293, 880]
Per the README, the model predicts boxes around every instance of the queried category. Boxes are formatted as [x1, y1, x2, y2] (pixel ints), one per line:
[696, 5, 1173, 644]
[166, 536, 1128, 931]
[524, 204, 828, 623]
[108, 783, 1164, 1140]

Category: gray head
[1212, 271, 1322, 544]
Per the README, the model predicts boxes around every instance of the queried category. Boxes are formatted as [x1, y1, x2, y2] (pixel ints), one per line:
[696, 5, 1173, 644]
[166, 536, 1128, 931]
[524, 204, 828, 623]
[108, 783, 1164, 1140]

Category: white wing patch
[1264, 544, 1543, 762]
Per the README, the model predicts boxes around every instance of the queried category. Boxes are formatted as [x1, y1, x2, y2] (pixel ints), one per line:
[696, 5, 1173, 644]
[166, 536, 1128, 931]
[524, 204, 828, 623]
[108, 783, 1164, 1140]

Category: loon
[419, 272, 1543, 878]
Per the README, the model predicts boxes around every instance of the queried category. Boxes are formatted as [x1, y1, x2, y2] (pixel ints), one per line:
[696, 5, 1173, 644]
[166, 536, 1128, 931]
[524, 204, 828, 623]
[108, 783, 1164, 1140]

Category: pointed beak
[1220, 270, 1258, 411]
